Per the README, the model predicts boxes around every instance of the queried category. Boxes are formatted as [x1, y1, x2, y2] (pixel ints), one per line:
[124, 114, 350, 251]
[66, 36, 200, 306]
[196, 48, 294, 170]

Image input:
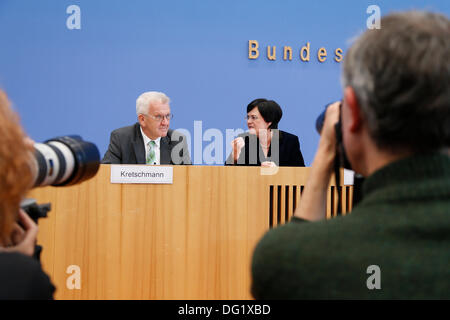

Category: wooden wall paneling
[31, 165, 350, 300]
[279, 185, 285, 225]
[326, 187, 332, 219]
[93, 166, 122, 299]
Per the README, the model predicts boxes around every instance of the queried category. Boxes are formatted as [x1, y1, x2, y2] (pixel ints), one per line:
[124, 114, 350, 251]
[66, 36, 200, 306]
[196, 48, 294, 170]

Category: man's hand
[231, 137, 245, 162]
[318, 101, 341, 152]
[1, 209, 38, 257]
[294, 101, 341, 221]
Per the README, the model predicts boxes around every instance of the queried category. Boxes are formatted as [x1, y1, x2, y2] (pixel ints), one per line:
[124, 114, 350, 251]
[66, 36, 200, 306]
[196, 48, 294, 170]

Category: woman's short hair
[0, 90, 34, 244]
[247, 98, 283, 129]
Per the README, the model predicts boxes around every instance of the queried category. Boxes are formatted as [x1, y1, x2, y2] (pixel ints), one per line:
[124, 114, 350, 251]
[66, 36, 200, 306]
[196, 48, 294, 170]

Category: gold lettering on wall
[248, 40, 260, 59]
[267, 46, 276, 60]
[300, 42, 310, 62]
[247, 40, 343, 63]
[318, 47, 327, 62]
[335, 48, 343, 62]
[283, 46, 292, 61]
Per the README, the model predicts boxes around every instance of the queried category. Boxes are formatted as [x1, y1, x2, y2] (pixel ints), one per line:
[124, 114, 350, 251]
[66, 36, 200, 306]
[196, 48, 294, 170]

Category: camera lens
[32, 135, 100, 187]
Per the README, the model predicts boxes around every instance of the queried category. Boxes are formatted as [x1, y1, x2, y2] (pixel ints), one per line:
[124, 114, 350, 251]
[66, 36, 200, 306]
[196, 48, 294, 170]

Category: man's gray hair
[342, 11, 450, 152]
[136, 91, 170, 116]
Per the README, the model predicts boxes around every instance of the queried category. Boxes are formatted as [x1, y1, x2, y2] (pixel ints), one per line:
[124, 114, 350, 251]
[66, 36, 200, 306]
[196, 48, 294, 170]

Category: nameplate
[343, 169, 354, 185]
[110, 165, 173, 184]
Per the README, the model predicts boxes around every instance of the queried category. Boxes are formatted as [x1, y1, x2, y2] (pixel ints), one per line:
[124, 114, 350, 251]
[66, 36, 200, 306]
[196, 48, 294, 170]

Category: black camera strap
[334, 115, 344, 216]
[334, 151, 343, 215]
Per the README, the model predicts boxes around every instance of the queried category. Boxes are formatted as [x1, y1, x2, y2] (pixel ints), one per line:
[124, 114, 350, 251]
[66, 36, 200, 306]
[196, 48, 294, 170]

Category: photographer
[0, 89, 55, 299]
[251, 11, 450, 299]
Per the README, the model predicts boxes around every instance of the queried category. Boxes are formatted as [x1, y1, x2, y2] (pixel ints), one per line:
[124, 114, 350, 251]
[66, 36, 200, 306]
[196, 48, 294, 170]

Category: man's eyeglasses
[144, 114, 173, 121]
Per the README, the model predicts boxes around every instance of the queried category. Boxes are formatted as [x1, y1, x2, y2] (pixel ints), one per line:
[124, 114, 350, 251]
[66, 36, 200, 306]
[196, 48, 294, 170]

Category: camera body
[315, 101, 352, 170]
[20, 198, 51, 224]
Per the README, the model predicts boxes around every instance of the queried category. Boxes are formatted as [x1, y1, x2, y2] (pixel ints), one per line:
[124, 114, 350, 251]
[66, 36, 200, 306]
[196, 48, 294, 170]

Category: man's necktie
[146, 141, 156, 164]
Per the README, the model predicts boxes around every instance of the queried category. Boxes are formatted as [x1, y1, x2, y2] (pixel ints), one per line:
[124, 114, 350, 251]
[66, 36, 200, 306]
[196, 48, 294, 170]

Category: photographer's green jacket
[251, 153, 450, 299]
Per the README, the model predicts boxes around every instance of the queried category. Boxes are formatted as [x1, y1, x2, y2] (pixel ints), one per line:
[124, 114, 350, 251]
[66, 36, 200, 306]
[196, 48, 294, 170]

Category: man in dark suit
[102, 91, 191, 165]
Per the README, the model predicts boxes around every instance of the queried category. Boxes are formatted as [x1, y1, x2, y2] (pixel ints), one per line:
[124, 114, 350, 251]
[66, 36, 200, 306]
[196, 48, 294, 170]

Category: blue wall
[0, 0, 448, 165]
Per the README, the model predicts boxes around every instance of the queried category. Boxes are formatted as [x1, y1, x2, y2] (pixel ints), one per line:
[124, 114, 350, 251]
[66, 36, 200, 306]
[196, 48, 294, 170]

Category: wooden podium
[31, 165, 352, 300]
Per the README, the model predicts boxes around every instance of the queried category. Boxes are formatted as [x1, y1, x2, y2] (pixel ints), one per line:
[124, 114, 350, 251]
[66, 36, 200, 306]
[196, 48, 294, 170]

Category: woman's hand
[261, 161, 277, 168]
[231, 137, 245, 162]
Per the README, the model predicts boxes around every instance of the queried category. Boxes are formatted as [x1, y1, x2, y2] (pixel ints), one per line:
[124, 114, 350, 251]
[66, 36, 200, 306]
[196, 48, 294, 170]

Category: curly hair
[0, 90, 34, 245]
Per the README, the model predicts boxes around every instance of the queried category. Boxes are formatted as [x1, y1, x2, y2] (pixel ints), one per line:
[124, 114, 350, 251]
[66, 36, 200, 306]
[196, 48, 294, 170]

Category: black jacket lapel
[132, 123, 146, 164]
[160, 135, 172, 165]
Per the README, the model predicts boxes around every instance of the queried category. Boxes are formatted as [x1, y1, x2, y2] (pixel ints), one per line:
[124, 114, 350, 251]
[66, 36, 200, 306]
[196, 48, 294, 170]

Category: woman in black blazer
[226, 99, 305, 167]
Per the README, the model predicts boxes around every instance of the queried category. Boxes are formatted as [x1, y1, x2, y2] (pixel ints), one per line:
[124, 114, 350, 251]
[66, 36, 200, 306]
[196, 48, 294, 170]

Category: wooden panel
[279, 186, 285, 225]
[342, 186, 348, 215]
[333, 186, 339, 217]
[287, 186, 293, 220]
[32, 165, 348, 300]
[326, 187, 332, 219]
[348, 186, 354, 212]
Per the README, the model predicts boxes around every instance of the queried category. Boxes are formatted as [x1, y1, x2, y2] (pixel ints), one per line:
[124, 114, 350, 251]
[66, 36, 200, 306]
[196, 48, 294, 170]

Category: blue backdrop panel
[0, 0, 448, 164]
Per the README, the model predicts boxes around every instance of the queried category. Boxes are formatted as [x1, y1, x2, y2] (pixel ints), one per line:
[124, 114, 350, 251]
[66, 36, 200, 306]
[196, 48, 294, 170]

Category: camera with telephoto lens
[20, 135, 100, 260]
[21, 135, 100, 222]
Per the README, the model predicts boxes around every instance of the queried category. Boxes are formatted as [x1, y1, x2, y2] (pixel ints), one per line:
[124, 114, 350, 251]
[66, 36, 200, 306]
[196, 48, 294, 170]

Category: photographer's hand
[23, 136, 35, 148]
[294, 102, 340, 221]
[0, 209, 38, 256]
